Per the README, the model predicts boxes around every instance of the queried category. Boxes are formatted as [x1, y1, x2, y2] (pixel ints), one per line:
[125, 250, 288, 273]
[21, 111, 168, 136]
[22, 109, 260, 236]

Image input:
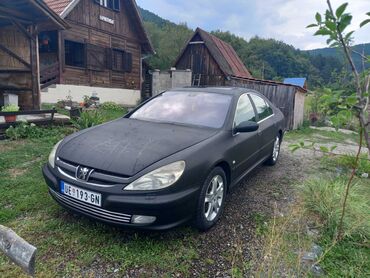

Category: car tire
[195, 167, 227, 231]
[265, 134, 281, 166]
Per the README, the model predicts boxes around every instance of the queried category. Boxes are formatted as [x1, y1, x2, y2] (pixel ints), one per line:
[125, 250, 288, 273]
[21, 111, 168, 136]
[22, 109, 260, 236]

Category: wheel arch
[213, 160, 231, 192]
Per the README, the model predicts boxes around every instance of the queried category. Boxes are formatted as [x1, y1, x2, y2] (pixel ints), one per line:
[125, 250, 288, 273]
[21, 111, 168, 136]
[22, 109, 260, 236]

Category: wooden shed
[228, 77, 307, 130]
[174, 28, 307, 130]
[42, 0, 154, 106]
[0, 0, 68, 110]
[174, 27, 252, 86]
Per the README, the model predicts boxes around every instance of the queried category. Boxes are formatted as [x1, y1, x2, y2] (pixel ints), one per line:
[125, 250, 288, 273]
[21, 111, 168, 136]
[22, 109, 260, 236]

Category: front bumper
[42, 164, 199, 230]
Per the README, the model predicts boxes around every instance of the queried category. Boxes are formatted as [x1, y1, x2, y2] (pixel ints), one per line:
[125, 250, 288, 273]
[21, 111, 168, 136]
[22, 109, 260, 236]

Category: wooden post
[57, 31, 63, 83]
[0, 225, 37, 276]
[29, 25, 40, 110]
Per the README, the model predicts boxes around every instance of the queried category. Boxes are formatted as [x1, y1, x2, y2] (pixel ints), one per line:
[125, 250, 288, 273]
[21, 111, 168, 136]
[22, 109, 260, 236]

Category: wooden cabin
[0, 0, 68, 110]
[174, 28, 307, 130]
[174, 27, 252, 86]
[42, 0, 154, 106]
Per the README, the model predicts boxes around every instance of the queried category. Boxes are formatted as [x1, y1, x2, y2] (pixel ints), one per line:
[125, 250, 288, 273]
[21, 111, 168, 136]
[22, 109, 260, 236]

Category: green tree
[308, 1, 370, 153]
[143, 22, 192, 70]
[307, 0, 370, 240]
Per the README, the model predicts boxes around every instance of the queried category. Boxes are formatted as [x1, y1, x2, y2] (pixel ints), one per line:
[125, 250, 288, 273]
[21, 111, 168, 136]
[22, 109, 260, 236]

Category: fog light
[131, 215, 156, 224]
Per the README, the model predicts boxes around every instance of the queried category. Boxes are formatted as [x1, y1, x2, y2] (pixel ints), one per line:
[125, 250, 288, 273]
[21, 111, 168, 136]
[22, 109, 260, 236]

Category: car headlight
[124, 161, 186, 191]
[48, 140, 62, 168]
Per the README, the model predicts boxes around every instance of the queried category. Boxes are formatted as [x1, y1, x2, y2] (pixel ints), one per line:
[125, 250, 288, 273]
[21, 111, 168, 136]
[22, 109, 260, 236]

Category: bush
[71, 110, 103, 130]
[6, 123, 40, 140]
[100, 102, 124, 111]
[1, 104, 19, 112]
[5, 123, 69, 140]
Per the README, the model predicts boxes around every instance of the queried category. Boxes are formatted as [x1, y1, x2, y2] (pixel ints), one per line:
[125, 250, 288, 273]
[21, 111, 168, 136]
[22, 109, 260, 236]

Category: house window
[112, 49, 124, 71]
[65, 40, 85, 68]
[111, 49, 132, 72]
[95, 0, 120, 11]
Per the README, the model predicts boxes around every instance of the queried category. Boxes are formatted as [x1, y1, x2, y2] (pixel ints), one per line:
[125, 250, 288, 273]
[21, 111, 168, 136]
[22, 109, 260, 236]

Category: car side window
[249, 94, 273, 121]
[234, 94, 256, 127]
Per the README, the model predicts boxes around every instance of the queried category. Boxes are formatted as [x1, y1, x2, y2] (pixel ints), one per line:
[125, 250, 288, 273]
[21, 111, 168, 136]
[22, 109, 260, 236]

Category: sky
[136, 0, 370, 50]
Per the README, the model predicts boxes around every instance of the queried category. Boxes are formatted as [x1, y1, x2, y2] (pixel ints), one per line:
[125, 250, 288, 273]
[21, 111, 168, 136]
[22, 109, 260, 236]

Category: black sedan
[42, 87, 285, 231]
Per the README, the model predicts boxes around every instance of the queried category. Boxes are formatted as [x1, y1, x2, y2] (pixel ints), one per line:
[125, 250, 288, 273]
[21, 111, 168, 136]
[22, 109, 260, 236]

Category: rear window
[130, 91, 232, 128]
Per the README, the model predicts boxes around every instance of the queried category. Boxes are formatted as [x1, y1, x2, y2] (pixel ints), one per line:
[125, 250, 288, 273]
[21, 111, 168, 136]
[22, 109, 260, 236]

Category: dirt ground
[2, 130, 361, 277]
[189, 143, 316, 277]
[119, 141, 318, 277]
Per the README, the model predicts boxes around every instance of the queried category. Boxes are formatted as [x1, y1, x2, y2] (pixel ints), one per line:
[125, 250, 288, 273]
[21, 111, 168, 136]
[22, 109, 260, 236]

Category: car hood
[58, 119, 217, 176]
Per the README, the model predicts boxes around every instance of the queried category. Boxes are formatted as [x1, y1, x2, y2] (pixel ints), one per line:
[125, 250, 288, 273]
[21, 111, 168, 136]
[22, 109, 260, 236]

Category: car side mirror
[234, 121, 259, 133]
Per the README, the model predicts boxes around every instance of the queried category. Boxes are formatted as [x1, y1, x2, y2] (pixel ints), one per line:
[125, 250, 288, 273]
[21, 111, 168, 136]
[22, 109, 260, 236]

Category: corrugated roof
[43, 0, 72, 15]
[283, 78, 307, 88]
[175, 28, 252, 79]
[198, 28, 252, 79]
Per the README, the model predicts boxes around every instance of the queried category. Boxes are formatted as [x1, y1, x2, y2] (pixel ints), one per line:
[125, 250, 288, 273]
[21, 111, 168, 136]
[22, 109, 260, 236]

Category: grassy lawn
[0, 120, 368, 276]
[0, 138, 197, 276]
[285, 126, 360, 145]
[0, 110, 199, 277]
[256, 130, 370, 277]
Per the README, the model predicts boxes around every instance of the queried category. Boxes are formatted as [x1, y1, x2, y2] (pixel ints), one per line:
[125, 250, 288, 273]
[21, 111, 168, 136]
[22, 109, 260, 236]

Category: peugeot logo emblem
[75, 166, 94, 182]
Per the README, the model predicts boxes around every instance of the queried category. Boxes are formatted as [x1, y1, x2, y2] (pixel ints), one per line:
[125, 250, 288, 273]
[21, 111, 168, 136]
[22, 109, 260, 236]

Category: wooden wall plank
[0, 25, 30, 69]
[226, 78, 297, 130]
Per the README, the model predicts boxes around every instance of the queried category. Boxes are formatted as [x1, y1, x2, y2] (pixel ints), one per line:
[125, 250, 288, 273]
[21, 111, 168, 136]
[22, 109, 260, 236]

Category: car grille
[49, 189, 132, 224]
[56, 157, 130, 186]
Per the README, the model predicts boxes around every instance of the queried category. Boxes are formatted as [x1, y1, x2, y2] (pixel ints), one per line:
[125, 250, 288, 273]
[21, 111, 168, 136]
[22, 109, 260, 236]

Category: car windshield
[130, 91, 233, 128]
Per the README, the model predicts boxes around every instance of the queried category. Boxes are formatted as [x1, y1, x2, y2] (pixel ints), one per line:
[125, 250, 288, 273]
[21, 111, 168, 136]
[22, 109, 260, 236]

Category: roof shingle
[43, 0, 72, 15]
[205, 30, 252, 79]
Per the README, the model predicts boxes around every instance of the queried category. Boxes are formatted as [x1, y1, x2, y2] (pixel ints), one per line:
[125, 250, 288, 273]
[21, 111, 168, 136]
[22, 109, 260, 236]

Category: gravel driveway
[189, 143, 315, 277]
[120, 142, 316, 277]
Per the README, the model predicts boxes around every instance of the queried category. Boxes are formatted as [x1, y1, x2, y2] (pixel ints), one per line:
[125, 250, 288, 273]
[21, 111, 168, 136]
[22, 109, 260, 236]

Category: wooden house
[174, 28, 307, 130]
[0, 0, 68, 110]
[42, 0, 154, 106]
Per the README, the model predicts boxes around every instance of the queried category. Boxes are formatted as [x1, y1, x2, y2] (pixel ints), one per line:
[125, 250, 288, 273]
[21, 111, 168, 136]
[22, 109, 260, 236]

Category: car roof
[168, 86, 261, 97]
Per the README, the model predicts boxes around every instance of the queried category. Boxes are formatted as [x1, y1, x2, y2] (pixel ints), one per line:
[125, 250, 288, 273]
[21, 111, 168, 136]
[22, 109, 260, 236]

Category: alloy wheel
[204, 175, 224, 221]
[272, 136, 280, 162]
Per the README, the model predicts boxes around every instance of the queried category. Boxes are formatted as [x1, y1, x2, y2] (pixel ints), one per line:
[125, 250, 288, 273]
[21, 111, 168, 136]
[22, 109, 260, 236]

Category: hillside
[138, 7, 367, 88]
[307, 43, 370, 71]
[139, 7, 173, 27]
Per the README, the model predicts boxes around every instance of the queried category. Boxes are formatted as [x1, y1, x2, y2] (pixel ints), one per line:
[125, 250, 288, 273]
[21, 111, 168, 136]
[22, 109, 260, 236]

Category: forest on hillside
[139, 7, 369, 89]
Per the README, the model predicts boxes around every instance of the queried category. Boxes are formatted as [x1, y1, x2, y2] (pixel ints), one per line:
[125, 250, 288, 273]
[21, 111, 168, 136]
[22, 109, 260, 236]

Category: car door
[229, 93, 263, 181]
[249, 94, 276, 158]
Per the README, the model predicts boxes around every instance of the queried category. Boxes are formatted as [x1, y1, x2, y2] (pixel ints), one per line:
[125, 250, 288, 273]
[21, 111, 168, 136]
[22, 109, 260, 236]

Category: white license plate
[61, 181, 102, 207]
